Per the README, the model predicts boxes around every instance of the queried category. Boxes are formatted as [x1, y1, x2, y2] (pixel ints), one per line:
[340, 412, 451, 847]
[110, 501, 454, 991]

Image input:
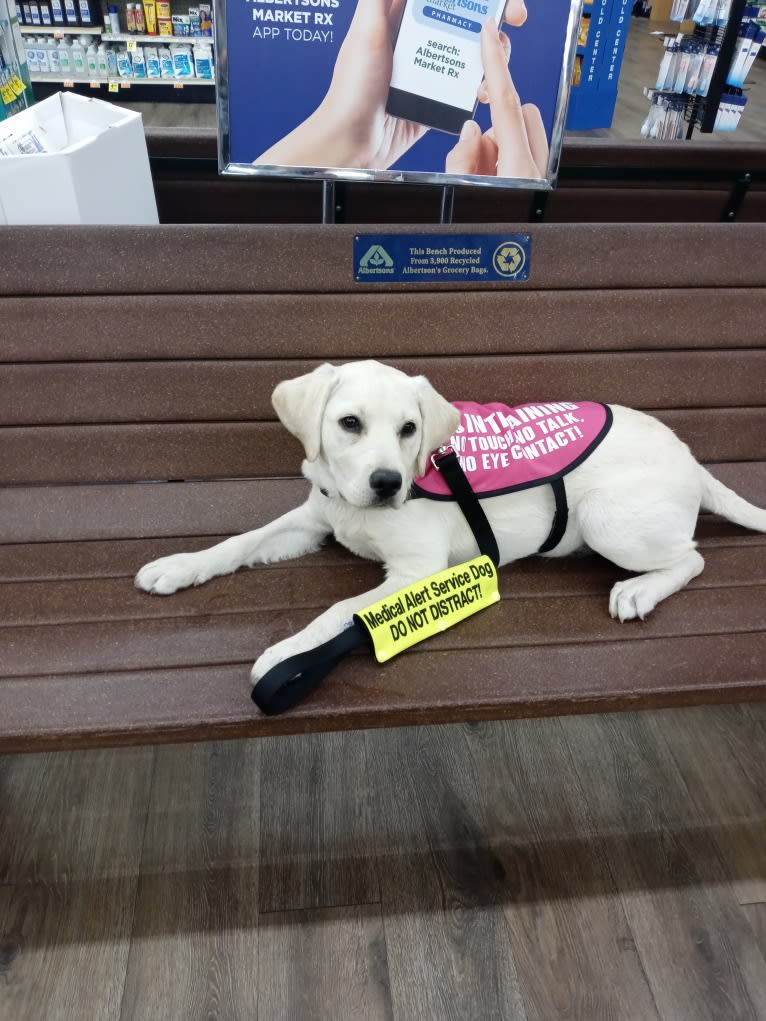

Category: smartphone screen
[386, 0, 506, 135]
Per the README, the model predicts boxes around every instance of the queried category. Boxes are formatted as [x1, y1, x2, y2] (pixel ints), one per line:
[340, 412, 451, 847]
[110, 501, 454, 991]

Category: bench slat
[1, 410, 763, 485]
[2, 465, 765, 546]
[3, 289, 765, 362]
[3, 583, 764, 679]
[2, 546, 763, 628]
[2, 224, 765, 296]
[1, 631, 764, 753]
[3, 351, 765, 426]
[1, 517, 763, 582]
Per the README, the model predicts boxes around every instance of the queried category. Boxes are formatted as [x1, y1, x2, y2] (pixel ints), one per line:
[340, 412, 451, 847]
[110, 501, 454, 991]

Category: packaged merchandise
[170, 42, 193, 76]
[107, 5, 120, 32]
[70, 35, 87, 76]
[35, 38, 50, 74]
[50, 0, 65, 24]
[188, 6, 200, 34]
[62, 0, 78, 26]
[106, 44, 118, 75]
[199, 3, 212, 35]
[76, 0, 95, 26]
[96, 42, 109, 76]
[144, 45, 161, 77]
[172, 14, 190, 35]
[40, 3, 52, 25]
[116, 46, 132, 76]
[193, 41, 212, 79]
[57, 37, 73, 76]
[24, 41, 39, 74]
[143, 0, 157, 34]
[158, 17, 172, 35]
[158, 45, 173, 77]
[126, 3, 136, 32]
[134, 1, 146, 33]
[86, 41, 98, 76]
[48, 38, 62, 73]
[131, 45, 147, 77]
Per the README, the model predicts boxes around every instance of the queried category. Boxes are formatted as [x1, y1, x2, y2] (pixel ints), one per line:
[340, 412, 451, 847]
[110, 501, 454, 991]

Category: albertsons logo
[358, 244, 395, 274]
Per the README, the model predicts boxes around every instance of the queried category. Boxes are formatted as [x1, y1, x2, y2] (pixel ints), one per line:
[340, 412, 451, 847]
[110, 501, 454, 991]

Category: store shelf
[30, 74, 214, 85]
[20, 24, 102, 33]
[19, 26, 213, 42]
[108, 32, 212, 42]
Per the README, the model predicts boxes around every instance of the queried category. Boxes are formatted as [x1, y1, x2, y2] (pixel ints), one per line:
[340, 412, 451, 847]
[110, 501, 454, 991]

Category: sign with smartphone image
[387, 0, 507, 134]
[216, 0, 582, 190]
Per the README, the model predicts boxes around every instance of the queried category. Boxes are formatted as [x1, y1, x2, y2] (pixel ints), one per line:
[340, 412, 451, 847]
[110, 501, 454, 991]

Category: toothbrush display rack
[643, 0, 763, 138]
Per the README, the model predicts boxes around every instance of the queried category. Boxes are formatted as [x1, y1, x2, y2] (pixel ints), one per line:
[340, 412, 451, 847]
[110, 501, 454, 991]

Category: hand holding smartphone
[386, 0, 507, 133]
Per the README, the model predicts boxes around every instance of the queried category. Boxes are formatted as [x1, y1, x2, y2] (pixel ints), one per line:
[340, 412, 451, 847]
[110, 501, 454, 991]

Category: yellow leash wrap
[355, 555, 500, 663]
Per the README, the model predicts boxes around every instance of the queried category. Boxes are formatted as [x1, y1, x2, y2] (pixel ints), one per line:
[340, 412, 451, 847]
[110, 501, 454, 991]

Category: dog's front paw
[250, 638, 301, 689]
[135, 552, 211, 595]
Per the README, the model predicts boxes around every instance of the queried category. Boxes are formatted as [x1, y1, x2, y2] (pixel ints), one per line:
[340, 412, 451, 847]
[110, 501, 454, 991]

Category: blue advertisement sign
[217, 0, 582, 189]
[354, 233, 531, 283]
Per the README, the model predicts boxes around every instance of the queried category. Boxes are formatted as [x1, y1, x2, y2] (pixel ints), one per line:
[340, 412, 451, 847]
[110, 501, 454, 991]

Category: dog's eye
[340, 416, 362, 433]
[400, 421, 417, 438]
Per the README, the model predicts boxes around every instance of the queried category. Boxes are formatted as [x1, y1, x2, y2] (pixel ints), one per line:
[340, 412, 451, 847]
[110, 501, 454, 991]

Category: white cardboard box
[0, 92, 158, 225]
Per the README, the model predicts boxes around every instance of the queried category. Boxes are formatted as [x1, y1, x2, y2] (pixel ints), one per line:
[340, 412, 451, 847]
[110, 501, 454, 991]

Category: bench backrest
[1, 222, 765, 500]
[147, 131, 766, 224]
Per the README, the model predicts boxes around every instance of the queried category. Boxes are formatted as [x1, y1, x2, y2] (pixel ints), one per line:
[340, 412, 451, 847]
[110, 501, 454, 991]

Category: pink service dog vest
[414, 400, 612, 500]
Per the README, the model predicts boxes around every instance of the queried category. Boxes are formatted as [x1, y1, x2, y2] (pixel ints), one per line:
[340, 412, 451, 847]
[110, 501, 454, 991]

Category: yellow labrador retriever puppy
[135, 360, 766, 690]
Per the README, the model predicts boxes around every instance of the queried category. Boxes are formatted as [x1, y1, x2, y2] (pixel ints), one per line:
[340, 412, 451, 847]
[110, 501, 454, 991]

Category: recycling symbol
[492, 242, 526, 278]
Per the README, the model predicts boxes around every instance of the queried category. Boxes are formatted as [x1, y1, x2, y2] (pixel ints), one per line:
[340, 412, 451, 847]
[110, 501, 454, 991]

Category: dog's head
[272, 360, 460, 509]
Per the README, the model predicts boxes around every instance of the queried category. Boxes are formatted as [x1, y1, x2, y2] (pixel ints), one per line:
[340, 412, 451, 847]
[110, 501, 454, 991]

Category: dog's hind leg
[575, 485, 704, 622]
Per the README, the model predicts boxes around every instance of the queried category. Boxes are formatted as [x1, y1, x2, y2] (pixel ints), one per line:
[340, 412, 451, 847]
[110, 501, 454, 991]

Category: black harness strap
[430, 447, 500, 566]
[430, 447, 569, 561]
[537, 476, 569, 554]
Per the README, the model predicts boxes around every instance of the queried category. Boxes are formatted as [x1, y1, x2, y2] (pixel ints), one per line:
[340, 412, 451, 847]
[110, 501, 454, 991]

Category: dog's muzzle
[369, 470, 403, 502]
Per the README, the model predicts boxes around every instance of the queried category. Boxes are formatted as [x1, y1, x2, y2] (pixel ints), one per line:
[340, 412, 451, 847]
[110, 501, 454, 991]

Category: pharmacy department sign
[215, 0, 582, 190]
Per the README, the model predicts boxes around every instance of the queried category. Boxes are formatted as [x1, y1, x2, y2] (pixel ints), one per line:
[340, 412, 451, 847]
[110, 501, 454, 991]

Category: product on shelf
[143, 0, 157, 34]
[144, 44, 159, 76]
[170, 41, 192, 76]
[158, 44, 172, 77]
[171, 14, 190, 35]
[107, 4, 119, 32]
[76, 0, 95, 26]
[199, 3, 211, 34]
[131, 44, 146, 76]
[193, 40, 212, 78]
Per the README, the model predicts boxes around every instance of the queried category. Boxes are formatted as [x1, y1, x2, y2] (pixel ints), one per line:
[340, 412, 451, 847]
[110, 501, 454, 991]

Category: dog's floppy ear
[414, 376, 461, 476]
[272, 363, 338, 462]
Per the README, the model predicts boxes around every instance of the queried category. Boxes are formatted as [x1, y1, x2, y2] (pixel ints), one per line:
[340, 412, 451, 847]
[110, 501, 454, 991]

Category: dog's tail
[699, 466, 766, 532]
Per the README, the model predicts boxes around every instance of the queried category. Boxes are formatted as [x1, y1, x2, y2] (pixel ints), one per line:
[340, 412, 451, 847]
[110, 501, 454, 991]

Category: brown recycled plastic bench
[1, 221, 765, 753]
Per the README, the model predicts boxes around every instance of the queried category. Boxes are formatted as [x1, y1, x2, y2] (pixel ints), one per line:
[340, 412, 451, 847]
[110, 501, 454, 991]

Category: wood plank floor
[1, 706, 766, 1020]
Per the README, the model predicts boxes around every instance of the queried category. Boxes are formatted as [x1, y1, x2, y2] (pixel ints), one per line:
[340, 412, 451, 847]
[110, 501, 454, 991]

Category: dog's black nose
[369, 470, 403, 501]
